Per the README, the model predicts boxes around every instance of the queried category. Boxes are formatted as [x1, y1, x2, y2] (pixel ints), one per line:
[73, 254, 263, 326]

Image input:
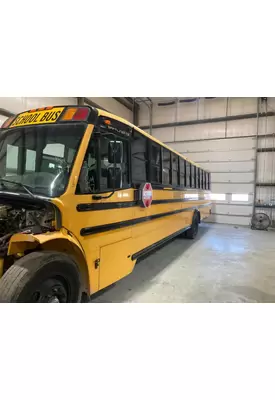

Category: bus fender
[7, 231, 90, 296]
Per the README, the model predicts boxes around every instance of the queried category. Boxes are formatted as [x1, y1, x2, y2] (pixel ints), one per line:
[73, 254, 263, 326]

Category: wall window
[162, 147, 171, 185]
[186, 161, 191, 188]
[232, 194, 248, 202]
[179, 158, 185, 187]
[210, 193, 226, 201]
[185, 193, 199, 199]
[151, 142, 161, 184]
[132, 130, 148, 184]
[172, 154, 179, 186]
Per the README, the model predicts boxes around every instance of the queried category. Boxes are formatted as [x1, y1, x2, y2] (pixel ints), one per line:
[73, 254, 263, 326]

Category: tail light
[61, 107, 90, 121]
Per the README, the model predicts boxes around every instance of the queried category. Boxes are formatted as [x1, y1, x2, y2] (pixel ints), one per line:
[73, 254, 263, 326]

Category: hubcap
[30, 278, 68, 303]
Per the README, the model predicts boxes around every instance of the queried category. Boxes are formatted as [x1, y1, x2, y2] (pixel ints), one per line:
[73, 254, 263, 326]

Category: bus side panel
[99, 238, 135, 290]
[131, 209, 194, 258]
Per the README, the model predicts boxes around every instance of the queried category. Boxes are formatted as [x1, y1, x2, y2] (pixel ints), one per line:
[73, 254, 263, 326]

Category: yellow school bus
[0, 105, 211, 302]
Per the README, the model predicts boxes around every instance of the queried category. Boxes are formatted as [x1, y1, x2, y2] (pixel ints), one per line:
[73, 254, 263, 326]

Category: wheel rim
[30, 278, 68, 303]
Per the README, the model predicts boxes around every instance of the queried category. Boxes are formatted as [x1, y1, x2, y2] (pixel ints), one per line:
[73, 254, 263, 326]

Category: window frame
[162, 146, 172, 185]
[185, 161, 191, 188]
[76, 119, 131, 195]
[131, 129, 149, 186]
[190, 164, 196, 188]
[179, 158, 186, 188]
[172, 153, 180, 187]
[150, 141, 162, 185]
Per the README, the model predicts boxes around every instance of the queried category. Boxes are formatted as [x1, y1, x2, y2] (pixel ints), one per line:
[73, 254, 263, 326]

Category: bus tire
[185, 212, 199, 239]
[0, 251, 81, 303]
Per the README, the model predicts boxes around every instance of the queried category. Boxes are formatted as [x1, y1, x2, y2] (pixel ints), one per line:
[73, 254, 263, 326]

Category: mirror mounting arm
[92, 191, 115, 201]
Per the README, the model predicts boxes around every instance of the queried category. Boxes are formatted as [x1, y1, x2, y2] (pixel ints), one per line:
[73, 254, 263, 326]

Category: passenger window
[151, 143, 161, 184]
[132, 130, 148, 184]
[197, 168, 201, 189]
[208, 172, 211, 190]
[191, 164, 195, 188]
[185, 161, 191, 188]
[162, 147, 171, 185]
[203, 171, 207, 189]
[179, 158, 185, 187]
[200, 168, 203, 189]
[172, 154, 179, 186]
[195, 166, 199, 188]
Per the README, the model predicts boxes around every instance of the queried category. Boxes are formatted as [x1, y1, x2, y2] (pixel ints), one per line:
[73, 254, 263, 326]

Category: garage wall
[86, 97, 133, 121]
[139, 98, 275, 226]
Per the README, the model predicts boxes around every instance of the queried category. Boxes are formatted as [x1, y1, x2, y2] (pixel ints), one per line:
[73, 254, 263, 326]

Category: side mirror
[108, 140, 123, 164]
[107, 167, 122, 189]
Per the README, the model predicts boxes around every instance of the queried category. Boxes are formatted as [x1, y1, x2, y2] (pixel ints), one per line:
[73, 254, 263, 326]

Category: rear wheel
[0, 251, 81, 303]
[185, 213, 199, 239]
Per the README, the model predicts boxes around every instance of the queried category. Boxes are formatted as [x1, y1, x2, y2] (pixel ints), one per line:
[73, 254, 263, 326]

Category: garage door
[171, 137, 256, 226]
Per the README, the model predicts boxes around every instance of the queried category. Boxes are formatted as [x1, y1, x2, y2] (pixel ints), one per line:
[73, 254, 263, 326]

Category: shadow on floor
[90, 224, 210, 303]
[224, 285, 275, 303]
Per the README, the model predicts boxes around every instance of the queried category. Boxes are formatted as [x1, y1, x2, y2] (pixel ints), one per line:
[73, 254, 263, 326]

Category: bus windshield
[0, 123, 86, 198]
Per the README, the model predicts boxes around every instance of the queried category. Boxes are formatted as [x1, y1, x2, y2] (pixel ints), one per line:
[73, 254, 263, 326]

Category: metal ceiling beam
[0, 108, 15, 118]
[140, 111, 275, 130]
[77, 97, 85, 105]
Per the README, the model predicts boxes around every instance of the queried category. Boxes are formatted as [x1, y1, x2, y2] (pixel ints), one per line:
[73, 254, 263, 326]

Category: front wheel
[185, 213, 199, 239]
[0, 251, 81, 303]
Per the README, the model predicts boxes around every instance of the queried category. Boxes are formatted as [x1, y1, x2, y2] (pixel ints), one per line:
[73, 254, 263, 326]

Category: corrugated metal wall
[139, 98, 275, 226]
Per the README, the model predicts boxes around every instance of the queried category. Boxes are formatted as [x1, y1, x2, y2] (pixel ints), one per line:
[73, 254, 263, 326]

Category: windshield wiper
[0, 178, 35, 198]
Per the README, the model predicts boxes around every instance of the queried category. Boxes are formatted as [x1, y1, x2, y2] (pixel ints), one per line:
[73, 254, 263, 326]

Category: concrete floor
[91, 223, 275, 303]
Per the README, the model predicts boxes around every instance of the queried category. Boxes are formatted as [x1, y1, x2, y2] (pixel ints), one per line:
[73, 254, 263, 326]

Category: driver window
[76, 139, 97, 194]
[76, 132, 129, 195]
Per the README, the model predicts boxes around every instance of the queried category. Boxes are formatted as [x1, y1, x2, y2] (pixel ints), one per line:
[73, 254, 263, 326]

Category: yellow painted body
[1, 108, 211, 296]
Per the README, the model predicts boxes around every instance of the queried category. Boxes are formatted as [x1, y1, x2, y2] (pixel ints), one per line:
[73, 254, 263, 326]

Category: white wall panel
[228, 97, 257, 115]
[257, 152, 275, 183]
[0, 97, 76, 115]
[200, 161, 255, 173]
[212, 204, 252, 216]
[151, 127, 176, 143]
[211, 172, 254, 183]
[226, 118, 257, 137]
[200, 98, 227, 119]
[87, 97, 133, 121]
[174, 122, 226, 141]
[178, 102, 198, 121]
[207, 214, 251, 225]
[256, 187, 275, 203]
[258, 116, 275, 135]
[181, 149, 254, 163]
[212, 183, 254, 193]
[258, 136, 275, 148]
[173, 137, 256, 153]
